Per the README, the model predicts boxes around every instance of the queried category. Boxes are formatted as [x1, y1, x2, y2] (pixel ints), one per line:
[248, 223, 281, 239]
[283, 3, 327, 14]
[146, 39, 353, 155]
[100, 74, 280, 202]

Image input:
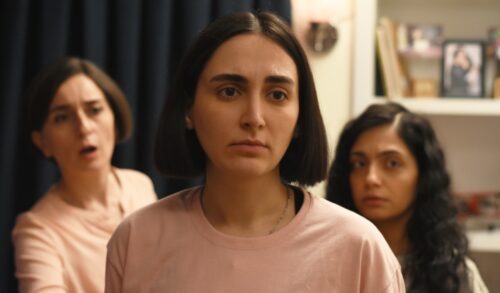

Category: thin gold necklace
[268, 186, 292, 235]
[200, 186, 293, 235]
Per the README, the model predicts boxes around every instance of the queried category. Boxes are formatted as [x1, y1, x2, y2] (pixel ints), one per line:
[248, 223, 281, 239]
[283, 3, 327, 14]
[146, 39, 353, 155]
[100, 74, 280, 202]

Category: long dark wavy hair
[326, 102, 469, 292]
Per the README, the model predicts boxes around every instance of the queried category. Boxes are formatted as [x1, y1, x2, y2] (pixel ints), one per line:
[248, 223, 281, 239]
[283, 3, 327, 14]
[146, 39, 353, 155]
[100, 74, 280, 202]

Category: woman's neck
[201, 171, 295, 237]
[373, 214, 411, 256]
[56, 165, 120, 210]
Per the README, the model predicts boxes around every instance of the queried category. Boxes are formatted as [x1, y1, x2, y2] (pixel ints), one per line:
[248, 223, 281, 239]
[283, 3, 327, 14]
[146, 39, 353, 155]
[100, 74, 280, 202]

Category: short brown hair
[25, 57, 132, 143]
[154, 12, 328, 186]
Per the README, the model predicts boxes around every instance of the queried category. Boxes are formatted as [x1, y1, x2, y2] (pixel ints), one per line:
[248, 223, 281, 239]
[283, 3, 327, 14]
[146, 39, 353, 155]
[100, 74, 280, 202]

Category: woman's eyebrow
[209, 73, 247, 83]
[350, 149, 402, 158]
[84, 99, 102, 106]
[209, 74, 295, 85]
[48, 99, 102, 113]
[265, 75, 294, 85]
[379, 149, 403, 157]
[350, 151, 365, 157]
[48, 104, 70, 113]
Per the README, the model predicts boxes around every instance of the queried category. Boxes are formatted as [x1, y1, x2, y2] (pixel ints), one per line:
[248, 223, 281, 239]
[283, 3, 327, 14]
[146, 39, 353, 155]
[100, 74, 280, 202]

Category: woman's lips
[229, 140, 268, 154]
[362, 196, 388, 206]
[231, 139, 266, 147]
[79, 145, 98, 158]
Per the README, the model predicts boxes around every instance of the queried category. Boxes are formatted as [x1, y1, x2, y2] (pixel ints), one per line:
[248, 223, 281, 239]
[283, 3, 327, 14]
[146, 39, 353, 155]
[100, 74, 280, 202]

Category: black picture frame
[441, 40, 485, 98]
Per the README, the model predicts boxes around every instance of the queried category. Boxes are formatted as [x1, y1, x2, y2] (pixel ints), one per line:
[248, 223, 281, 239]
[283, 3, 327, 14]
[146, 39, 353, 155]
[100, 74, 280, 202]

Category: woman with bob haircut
[105, 12, 404, 292]
[12, 57, 157, 293]
[327, 102, 488, 292]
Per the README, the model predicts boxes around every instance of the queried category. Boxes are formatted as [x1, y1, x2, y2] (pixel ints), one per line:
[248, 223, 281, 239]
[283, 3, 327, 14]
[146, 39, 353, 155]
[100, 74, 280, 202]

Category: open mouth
[80, 146, 97, 155]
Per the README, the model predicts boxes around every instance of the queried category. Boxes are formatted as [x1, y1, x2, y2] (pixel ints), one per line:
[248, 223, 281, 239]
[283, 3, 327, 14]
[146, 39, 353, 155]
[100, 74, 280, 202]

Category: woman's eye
[351, 160, 365, 169]
[269, 90, 287, 101]
[219, 87, 239, 98]
[53, 114, 68, 124]
[386, 159, 400, 169]
[90, 106, 103, 115]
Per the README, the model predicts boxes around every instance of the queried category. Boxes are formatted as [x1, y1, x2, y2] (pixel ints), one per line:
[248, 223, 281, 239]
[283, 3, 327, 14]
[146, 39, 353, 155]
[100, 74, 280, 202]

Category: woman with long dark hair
[327, 102, 488, 292]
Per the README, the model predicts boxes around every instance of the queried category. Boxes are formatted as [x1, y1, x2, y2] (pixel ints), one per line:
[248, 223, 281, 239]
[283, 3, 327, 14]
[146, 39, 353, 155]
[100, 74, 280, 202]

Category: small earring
[185, 116, 193, 129]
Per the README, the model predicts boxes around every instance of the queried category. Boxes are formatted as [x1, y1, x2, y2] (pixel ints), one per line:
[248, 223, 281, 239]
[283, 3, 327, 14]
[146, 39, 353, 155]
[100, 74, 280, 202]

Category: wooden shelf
[369, 97, 500, 116]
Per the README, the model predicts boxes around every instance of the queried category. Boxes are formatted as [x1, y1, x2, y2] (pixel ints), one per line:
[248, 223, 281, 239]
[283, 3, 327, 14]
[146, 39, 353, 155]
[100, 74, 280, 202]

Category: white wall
[291, 0, 354, 197]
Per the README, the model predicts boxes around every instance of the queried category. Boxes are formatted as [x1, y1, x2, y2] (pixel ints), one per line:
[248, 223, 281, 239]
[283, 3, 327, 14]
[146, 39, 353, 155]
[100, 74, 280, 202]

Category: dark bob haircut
[326, 102, 468, 292]
[154, 11, 328, 186]
[25, 57, 133, 143]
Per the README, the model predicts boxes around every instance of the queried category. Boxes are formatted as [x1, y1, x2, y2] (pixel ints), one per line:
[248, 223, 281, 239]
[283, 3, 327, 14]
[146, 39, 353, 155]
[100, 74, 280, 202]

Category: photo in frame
[398, 23, 443, 58]
[487, 26, 500, 57]
[441, 40, 485, 97]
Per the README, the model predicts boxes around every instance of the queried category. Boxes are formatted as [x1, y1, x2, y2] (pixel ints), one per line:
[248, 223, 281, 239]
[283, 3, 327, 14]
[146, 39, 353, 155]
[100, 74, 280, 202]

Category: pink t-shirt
[106, 186, 405, 292]
[12, 168, 157, 293]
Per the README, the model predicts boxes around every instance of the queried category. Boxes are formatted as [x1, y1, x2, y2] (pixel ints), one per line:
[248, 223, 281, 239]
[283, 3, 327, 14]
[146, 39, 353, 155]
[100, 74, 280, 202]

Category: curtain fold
[0, 2, 30, 290]
[82, 0, 108, 67]
[0, 1, 291, 291]
[136, 0, 173, 193]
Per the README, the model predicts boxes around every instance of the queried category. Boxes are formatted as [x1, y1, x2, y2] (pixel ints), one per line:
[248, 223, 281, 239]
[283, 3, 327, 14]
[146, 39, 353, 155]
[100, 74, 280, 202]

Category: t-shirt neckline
[187, 186, 311, 250]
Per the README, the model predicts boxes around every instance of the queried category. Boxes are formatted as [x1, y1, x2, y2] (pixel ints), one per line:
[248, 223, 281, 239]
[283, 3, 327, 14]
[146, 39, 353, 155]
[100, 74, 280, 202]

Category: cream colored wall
[291, 0, 354, 197]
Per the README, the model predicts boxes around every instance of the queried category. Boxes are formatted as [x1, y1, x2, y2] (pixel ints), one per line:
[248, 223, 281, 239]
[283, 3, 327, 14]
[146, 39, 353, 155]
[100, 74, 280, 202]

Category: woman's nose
[365, 164, 382, 186]
[240, 96, 266, 130]
[75, 112, 93, 136]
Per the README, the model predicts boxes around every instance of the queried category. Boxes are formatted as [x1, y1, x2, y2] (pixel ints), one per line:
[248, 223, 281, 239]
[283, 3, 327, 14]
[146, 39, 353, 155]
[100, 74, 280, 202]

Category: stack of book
[375, 17, 411, 99]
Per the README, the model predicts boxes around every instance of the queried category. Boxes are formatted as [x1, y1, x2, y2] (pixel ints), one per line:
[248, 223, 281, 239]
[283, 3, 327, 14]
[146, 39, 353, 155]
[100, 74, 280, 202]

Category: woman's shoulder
[107, 187, 199, 258]
[465, 256, 490, 293]
[305, 191, 395, 252]
[115, 168, 157, 204]
[115, 168, 153, 186]
[14, 209, 46, 232]
[12, 199, 61, 243]
[16, 189, 67, 223]
[114, 186, 198, 231]
[302, 190, 404, 291]
[307, 192, 380, 232]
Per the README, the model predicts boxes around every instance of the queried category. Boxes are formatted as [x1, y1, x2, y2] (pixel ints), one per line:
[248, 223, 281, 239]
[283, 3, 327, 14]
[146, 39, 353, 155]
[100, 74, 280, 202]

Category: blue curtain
[0, 0, 291, 291]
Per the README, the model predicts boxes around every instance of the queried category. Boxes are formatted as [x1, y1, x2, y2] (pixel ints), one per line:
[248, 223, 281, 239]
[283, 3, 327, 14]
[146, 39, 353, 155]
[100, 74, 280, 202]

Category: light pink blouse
[12, 168, 157, 293]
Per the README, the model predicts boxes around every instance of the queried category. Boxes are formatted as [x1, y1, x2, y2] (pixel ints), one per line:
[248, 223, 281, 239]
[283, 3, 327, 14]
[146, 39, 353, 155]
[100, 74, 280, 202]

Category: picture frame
[487, 26, 500, 58]
[441, 40, 485, 98]
[398, 23, 443, 59]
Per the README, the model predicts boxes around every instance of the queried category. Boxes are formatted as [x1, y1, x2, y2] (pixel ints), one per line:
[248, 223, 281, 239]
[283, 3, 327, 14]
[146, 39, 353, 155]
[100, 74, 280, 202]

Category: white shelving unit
[352, 0, 500, 195]
[363, 97, 500, 116]
[352, 0, 500, 117]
